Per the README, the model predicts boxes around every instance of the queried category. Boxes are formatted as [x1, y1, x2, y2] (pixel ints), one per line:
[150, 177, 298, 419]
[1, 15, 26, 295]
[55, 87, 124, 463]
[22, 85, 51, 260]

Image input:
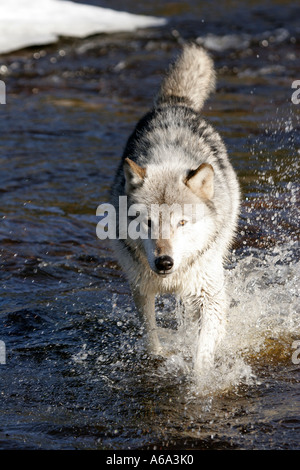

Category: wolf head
[123, 157, 216, 276]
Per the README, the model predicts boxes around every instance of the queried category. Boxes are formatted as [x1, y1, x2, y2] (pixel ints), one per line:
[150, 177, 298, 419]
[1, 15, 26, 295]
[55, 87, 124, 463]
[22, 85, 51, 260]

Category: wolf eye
[178, 220, 188, 227]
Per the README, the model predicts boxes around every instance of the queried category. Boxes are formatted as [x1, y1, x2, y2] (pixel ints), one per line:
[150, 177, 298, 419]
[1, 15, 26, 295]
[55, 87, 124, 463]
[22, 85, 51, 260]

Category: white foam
[70, 244, 299, 397]
[156, 242, 299, 395]
[0, 0, 166, 54]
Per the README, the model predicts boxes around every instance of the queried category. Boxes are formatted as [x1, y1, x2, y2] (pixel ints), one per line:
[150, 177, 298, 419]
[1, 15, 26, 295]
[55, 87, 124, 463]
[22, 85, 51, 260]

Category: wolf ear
[185, 163, 214, 200]
[124, 157, 146, 193]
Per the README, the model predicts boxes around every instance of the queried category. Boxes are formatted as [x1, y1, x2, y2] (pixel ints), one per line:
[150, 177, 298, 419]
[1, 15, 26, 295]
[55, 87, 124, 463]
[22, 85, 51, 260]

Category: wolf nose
[155, 255, 174, 272]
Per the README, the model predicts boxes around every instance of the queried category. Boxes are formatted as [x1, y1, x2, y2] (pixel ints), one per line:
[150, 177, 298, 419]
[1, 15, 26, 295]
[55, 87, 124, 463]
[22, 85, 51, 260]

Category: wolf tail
[156, 43, 216, 112]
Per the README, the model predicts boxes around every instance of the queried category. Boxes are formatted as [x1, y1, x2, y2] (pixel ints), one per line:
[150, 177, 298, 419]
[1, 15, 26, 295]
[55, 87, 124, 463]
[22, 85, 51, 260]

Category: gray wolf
[110, 44, 240, 377]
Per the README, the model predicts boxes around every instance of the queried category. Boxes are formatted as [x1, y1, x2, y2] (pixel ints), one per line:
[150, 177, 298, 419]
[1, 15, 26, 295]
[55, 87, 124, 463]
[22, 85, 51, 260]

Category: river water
[0, 0, 299, 450]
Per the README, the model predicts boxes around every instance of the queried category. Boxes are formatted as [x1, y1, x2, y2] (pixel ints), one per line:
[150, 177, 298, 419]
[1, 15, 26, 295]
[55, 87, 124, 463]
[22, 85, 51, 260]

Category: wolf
[110, 44, 240, 376]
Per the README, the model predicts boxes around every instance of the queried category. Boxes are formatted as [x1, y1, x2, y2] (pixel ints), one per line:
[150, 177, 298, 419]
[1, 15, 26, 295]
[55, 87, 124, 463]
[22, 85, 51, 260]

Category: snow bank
[0, 0, 166, 54]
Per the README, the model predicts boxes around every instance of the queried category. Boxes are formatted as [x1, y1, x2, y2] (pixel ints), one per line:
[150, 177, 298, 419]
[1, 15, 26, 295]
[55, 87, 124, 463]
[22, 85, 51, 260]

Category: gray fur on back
[111, 45, 239, 256]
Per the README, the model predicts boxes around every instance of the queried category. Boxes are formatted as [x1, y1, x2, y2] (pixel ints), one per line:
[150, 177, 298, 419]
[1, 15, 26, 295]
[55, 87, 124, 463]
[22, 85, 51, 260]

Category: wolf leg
[193, 289, 227, 375]
[132, 289, 162, 356]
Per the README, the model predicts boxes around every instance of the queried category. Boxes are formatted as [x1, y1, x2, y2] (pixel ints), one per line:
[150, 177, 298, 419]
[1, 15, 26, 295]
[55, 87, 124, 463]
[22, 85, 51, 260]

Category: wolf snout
[154, 255, 174, 273]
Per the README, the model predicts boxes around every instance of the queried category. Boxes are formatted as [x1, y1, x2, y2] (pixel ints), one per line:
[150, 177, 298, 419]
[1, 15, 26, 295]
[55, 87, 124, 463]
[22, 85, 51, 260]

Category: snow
[0, 0, 166, 54]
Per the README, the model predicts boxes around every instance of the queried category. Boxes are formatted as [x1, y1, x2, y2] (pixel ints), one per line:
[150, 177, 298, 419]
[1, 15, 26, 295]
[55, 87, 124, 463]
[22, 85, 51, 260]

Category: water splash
[150, 242, 299, 396]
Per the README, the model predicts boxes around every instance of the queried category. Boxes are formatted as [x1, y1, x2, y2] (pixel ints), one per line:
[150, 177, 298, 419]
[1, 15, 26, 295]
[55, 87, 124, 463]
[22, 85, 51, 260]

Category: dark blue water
[0, 0, 299, 450]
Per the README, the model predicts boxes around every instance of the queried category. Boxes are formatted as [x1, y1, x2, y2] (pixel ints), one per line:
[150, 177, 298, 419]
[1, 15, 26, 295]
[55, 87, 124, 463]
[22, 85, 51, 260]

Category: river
[0, 0, 299, 450]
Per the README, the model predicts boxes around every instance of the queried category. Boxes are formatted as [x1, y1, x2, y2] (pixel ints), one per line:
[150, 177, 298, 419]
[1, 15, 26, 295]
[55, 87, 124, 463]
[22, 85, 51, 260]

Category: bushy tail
[156, 44, 216, 112]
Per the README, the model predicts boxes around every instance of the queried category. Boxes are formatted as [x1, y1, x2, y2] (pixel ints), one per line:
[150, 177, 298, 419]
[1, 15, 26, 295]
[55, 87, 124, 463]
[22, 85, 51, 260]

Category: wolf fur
[110, 44, 240, 376]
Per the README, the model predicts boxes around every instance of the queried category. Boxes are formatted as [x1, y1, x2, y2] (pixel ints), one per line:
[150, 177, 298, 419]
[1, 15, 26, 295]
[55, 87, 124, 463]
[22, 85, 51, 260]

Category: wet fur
[110, 44, 240, 377]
